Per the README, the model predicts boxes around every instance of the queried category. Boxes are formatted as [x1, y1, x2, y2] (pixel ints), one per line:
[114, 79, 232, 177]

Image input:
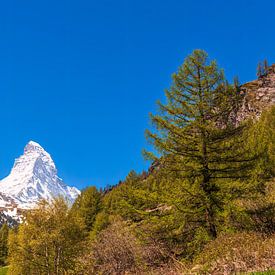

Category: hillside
[91, 61, 275, 274]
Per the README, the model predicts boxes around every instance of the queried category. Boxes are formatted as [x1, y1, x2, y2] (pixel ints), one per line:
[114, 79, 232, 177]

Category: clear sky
[0, 0, 274, 190]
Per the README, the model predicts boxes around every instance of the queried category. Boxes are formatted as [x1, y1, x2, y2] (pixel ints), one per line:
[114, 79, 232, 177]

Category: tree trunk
[205, 206, 217, 238]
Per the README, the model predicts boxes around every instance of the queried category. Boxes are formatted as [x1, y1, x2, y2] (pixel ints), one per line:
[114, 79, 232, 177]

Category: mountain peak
[24, 140, 45, 154]
[0, 141, 80, 209]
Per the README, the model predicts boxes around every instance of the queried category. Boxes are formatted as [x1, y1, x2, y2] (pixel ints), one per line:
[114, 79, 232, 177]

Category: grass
[0, 266, 8, 275]
[249, 271, 275, 275]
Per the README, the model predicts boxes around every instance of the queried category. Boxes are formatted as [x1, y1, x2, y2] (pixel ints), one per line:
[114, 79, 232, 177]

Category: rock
[235, 64, 275, 125]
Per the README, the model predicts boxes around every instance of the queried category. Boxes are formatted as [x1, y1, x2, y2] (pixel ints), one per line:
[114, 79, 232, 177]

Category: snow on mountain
[0, 141, 80, 209]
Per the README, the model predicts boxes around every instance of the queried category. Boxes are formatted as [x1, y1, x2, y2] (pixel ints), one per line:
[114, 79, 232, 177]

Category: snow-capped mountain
[0, 141, 80, 209]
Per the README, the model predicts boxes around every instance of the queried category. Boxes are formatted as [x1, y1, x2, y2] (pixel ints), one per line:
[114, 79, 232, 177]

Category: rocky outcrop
[236, 64, 275, 124]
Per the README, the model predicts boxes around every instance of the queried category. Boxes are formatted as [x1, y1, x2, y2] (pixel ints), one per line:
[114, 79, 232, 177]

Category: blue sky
[0, 0, 274, 190]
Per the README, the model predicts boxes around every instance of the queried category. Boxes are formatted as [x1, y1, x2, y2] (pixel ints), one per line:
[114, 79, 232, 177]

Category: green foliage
[71, 186, 101, 233]
[0, 266, 8, 275]
[144, 49, 258, 245]
[247, 106, 275, 179]
[89, 211, 110, 240]
[8, 198, 85, 275]
[249, 271, 275, 275]
[85, 51, 273, 264]
[0, 224, 9, 266]
[103, 171, 159, 221]
[228, 107, 275, 234]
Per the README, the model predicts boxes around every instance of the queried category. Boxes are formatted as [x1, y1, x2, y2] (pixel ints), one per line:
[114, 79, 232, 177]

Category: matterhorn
[0, 141, 80, 211]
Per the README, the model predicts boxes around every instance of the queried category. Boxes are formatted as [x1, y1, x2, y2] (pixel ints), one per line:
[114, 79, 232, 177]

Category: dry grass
[194, 232, 275, 275]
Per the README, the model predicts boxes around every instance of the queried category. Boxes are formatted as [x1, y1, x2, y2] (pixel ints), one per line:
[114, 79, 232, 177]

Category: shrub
[79, 218, 144, 274]
[78, 217, 186, 274]
[195, 232, 275, 274]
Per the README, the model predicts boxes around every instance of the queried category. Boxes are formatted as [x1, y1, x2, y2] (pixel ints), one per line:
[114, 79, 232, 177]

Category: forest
[0, 50, 274, 274]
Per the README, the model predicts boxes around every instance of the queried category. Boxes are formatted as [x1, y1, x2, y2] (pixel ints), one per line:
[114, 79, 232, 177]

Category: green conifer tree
[263, 59, 269, 75]
[257, 62, 263, 78]
[71, 186, 101, 233]
[0, 223, 8, 266]
[145, 49, 257, 239]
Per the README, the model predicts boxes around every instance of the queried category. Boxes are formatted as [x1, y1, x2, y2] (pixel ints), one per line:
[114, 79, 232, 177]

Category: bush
[78, 217, 185, 274]
[195, 232, 275, 274]
[79, 218, 144, 274]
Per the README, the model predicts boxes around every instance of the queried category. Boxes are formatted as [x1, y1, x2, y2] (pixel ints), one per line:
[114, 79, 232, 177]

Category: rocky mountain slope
[0, 141, 80, 212]
[236, 64, 275, 124]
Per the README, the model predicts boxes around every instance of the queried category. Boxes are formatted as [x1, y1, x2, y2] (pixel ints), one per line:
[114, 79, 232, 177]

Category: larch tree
[145, 49, 257, 239]
[8, 198, 85, 275]
[70, 186, 102, 233]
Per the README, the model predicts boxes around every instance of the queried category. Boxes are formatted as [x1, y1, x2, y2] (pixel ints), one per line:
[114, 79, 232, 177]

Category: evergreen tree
[71, 186, 101, 233]
[263, 59, 269, 75]
[103, 170, 157, 222]
[257, 60, 269, 78]
[0, 223, 8, 266]
[145, 49, 257, 239]
[257, 62, 263, 78]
